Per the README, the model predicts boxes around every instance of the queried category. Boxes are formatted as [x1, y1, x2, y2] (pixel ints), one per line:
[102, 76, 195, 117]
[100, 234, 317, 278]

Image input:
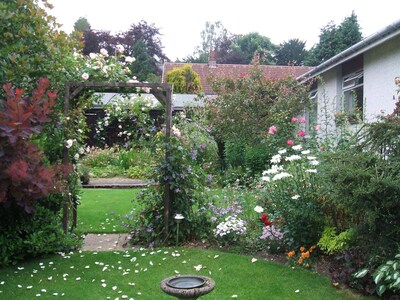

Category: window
[341, 69, 363, 122]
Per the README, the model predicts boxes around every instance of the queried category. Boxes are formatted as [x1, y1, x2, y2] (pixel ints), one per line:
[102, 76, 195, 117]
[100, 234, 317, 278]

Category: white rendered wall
[364, 35, 400, 121]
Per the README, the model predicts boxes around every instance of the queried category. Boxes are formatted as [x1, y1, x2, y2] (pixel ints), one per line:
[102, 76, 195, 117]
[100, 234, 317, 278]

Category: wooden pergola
[63, 81, 173, 239]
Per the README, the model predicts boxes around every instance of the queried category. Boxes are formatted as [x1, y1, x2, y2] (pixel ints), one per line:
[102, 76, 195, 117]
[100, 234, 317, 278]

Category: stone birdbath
[160, 274, 215, 299]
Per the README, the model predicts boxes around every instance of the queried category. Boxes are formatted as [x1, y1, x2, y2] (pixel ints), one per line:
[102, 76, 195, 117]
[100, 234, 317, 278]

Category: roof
[298, 19, 400, 81]
[162, 62, 314, 95]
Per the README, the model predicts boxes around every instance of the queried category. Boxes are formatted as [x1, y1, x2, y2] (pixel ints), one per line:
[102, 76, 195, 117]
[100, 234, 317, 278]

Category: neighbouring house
[298, 19, 400, 134]
[162, 52, 313, 98]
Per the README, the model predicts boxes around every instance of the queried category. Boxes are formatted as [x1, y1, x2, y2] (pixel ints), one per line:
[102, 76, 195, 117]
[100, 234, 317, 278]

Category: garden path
[82, 233, 134, 251]
[81, 177, 140, 251]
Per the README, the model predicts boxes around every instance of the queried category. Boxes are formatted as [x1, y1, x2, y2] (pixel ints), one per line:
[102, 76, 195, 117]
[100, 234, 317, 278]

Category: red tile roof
[162, 62, 314, 95]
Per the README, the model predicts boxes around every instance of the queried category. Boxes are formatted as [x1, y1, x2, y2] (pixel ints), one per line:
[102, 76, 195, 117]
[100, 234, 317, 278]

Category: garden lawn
[78, 188, 141, 233]
[0, 247, 375, 300]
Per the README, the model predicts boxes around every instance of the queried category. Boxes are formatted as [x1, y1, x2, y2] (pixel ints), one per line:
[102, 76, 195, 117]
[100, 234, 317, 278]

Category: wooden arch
[63, 81, 173, 239]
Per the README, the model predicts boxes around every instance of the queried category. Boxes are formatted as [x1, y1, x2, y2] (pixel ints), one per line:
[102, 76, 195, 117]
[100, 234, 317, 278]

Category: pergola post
[62, 83, 70, 233]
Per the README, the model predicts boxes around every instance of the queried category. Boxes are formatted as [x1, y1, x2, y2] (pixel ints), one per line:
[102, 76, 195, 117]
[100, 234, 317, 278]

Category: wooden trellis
[63, 81, 173, 239]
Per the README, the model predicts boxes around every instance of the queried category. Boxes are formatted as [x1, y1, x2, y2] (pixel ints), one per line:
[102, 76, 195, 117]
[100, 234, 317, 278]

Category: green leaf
[376, 285, 386, 296]
[374, 272, 383, 284]
[392, 277, 400, 288]
[354, 268, 368, 278]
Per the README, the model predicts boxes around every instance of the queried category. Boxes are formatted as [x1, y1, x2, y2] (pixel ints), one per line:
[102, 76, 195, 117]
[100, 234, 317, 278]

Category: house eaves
[298, 19, 400, 82]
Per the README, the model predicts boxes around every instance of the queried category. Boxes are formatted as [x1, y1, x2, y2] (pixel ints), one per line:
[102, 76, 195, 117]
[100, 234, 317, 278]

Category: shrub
[0, 79, 70, 213]
[318, 147, 400, 257]
[0, 198, 81, 266]
[125, 113, 218, 246]
[258, 144, 325, 248]
[165, 65, 202, 94]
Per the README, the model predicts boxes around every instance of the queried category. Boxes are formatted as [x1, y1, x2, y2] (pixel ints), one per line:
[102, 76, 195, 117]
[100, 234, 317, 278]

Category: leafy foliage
[165, 65, 202, 94]
[305, 11, 362, 65]
[82, 20, 168, 77]
[0, 0, 78, 93]
[206, 61, 310, 144]
[230, 32, 276, 65]
[275, 39, 308, 66]
[317, 227, 355, 255]
[0, 79, 70, 213]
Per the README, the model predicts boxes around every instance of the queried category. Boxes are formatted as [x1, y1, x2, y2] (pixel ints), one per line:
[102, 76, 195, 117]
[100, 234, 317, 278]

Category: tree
[129, 38, 156, 82]
[0, 0, 78, 93]
[185, 21, 237, 63]
[206, 61, 310, 144]
[81, 20, 168, 77]
[305, 11, 362, 65]
[73, 17, 91, 32]
[339, 11, 362, 50]
[165, 65, 202, 94]
[275, 39, 308, 66]
[230, 32, 277, 65]
[123, 20, 169, 75]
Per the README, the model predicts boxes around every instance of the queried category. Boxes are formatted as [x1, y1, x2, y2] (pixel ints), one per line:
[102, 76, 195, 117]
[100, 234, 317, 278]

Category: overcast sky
[48, 0, 399, 60]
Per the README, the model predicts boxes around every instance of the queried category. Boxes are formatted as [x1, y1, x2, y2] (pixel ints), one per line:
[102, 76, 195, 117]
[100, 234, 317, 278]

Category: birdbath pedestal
[160, 275, 215, 300]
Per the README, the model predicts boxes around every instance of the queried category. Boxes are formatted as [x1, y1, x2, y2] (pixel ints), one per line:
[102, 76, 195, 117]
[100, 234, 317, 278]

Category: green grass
[0, 247, 374, 300]
[78, 189, 140, 233]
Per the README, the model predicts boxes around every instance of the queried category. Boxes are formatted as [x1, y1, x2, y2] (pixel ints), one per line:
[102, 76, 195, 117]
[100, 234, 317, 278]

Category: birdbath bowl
[160, 275, 215, 299]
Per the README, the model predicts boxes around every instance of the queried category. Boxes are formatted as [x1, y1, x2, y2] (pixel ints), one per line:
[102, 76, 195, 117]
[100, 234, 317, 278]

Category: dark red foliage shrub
[0, 78, 70, 213]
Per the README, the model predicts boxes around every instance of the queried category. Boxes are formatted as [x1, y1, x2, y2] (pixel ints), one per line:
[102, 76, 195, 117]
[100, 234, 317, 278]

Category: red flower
[297, 130, 305, 137]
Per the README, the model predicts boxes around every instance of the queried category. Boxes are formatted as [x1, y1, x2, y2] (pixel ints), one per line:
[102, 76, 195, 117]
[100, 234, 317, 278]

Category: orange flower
[299, 246, 305, 252]
[298, 257, 303, 265]
[287, 251, 295, 258]
[309, 245, 317, 252]
[301, 251, 310, 259]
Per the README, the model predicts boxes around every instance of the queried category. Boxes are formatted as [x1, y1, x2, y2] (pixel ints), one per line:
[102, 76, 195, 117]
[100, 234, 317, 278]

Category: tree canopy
[305, 11, 362, 65]
[80, 20, 168, 81]
[275, 39, 308, 66]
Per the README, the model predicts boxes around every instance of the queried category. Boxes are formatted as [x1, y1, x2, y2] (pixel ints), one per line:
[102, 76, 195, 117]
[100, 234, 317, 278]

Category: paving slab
[82, 233, 134, 251]
[83, 177, 147, 188]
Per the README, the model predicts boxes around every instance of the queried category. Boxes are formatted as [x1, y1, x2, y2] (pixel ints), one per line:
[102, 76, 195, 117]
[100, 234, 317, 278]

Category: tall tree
[230, 32, 277, 65]
[305, 11, 363, 65]
[80, 20, 168, 77]
[123, 20, 169, 72]
[275, 39, 308, 66]
[73, 17, 91, 32]
[339, 11, 362, 50]
[185, 21, 235, 63]
[129, 38, 155, 82]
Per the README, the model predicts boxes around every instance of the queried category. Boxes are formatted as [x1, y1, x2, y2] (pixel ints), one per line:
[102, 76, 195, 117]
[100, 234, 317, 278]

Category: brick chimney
[208, 51, 217, 68]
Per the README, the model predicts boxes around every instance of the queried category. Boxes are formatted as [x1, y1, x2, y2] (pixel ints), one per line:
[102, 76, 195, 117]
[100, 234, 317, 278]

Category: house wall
[316, 67, 341, 133]
[364, 35, 400, 120]
[315, 34, 400, 137]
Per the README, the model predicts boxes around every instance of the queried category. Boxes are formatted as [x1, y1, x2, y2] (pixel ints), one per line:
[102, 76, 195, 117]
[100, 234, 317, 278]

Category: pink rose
[268, 125, 277, 135]
[291, 117, 298, 123]
[297, 130, 305, 137]
[287, 139, 294, 146]
[300, 117, 306, 123]
[314, 124, 321, 131]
